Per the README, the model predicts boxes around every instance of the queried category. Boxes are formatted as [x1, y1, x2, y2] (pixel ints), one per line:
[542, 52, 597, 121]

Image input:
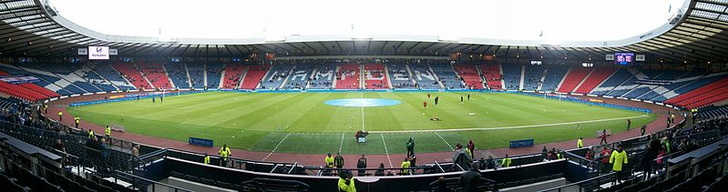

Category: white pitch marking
[338, 133, 345, 154]
[434, 132, 454, 151]
[380, 133, 394, 168]
[361, 92, 366, 132]
[262, 132, 291, 161]
[369, 115, 649, 134]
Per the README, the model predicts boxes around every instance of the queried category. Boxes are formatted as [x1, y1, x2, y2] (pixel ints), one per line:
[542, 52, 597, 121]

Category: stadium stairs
[501, 63, 522, 90]
[557, 67, 592, 93]
[387, 63, 416, 89]
[540, 65, 570, 92]
[163, 63, 191, 89]
[409, 63, 440, 89]
[222, 64, 245, 89]
[522, 64, 545, 91]
[259, 64, 294, 90]
[283, 64, 315, 89]
[20, 63, 90, 95]
[335, 63, 361, 89]
[89, 62, 136, 91]
[111, 63, 152, 90]
[43, 63, 105, 93]
[186, 64, 206, 89]
[573, 67, 616, 94]
[240, 65, 270, 89]
[430, 63, 463, 89]
[481, 64, 503, 90]
[71, 63, 118, 92]
[205, 63, 224, 89]
[363, 63, 390, 89]
[308, 63, 336, 89]
[138, 62, 174, 90]
[454, 64, 484, 89]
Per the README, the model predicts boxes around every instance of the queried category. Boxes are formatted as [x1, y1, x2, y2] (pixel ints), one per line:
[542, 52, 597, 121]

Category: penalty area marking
[262, 132, 291, 161]
[381, 133, 394, 168]
[369, 115, 649, 134]
[434, 132, 454, 151]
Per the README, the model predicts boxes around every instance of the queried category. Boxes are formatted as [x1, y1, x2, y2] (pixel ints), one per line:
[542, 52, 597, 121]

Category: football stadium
[1, 0, 728, 191]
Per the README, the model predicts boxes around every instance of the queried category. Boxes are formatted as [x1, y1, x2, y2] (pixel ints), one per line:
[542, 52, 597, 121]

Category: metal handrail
[113, 170, 194, 192]
[537, 172, 616, 192]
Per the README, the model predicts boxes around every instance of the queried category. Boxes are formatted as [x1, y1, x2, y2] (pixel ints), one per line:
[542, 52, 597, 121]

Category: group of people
[541, 146, 565, 161]
[422, 93, 472, 108]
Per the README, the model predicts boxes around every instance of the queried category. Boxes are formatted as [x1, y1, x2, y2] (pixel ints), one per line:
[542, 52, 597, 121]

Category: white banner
[89, 46, 110, 60]
[605, 54, 614, 61]
[635, 54, 645, 61]
[78, 48, 88, 55]
[109, 49, 118, 55]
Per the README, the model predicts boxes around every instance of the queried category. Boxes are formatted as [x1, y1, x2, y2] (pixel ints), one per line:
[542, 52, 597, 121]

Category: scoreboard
[614, 52, 634, 65]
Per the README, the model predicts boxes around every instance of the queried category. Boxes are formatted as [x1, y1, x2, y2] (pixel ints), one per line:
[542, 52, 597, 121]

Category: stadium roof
[0, 0, 727, 64]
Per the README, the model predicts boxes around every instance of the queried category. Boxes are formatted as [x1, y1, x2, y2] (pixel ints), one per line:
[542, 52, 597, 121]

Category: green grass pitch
[67, 91, 656, 155]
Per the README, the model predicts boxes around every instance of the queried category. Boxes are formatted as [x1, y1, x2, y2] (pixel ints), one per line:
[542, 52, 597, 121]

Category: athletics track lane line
[434, 132, 454, 151]
[381, 133, 394, 168]
[369, 115, 649, 134]
[262, 132, 291, 161]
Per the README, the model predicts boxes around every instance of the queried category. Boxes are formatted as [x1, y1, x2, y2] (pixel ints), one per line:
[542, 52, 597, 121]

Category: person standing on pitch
[406, 138, 416, 157]
[75, 116, 80, 128]
[427, 93, 431, 98]
[423, 101, 428, 108]
[640, 125, 646, 136]
[434, 96, 439, 105]
[460, 96, 464, 104]
[467, 94, 471, 100]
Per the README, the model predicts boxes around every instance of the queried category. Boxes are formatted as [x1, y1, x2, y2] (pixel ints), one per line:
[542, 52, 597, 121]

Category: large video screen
[88, 46, 110, 60]
[614, 52, 634, 65]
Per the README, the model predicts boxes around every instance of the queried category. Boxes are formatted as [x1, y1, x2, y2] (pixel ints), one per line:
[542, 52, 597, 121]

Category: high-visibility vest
[401, 160, 411, 173]
[58, 112, 63, 116]
[501, 158, 512, 167]
[75, 117, 80, 124]
[577, 139, 583, 148]
[325, 156, 334, 167]
[219, 147, 230, 158]
[204, 156, 210, 164]
[88, 130, 94, 138]
[105, 126, 111, 136]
